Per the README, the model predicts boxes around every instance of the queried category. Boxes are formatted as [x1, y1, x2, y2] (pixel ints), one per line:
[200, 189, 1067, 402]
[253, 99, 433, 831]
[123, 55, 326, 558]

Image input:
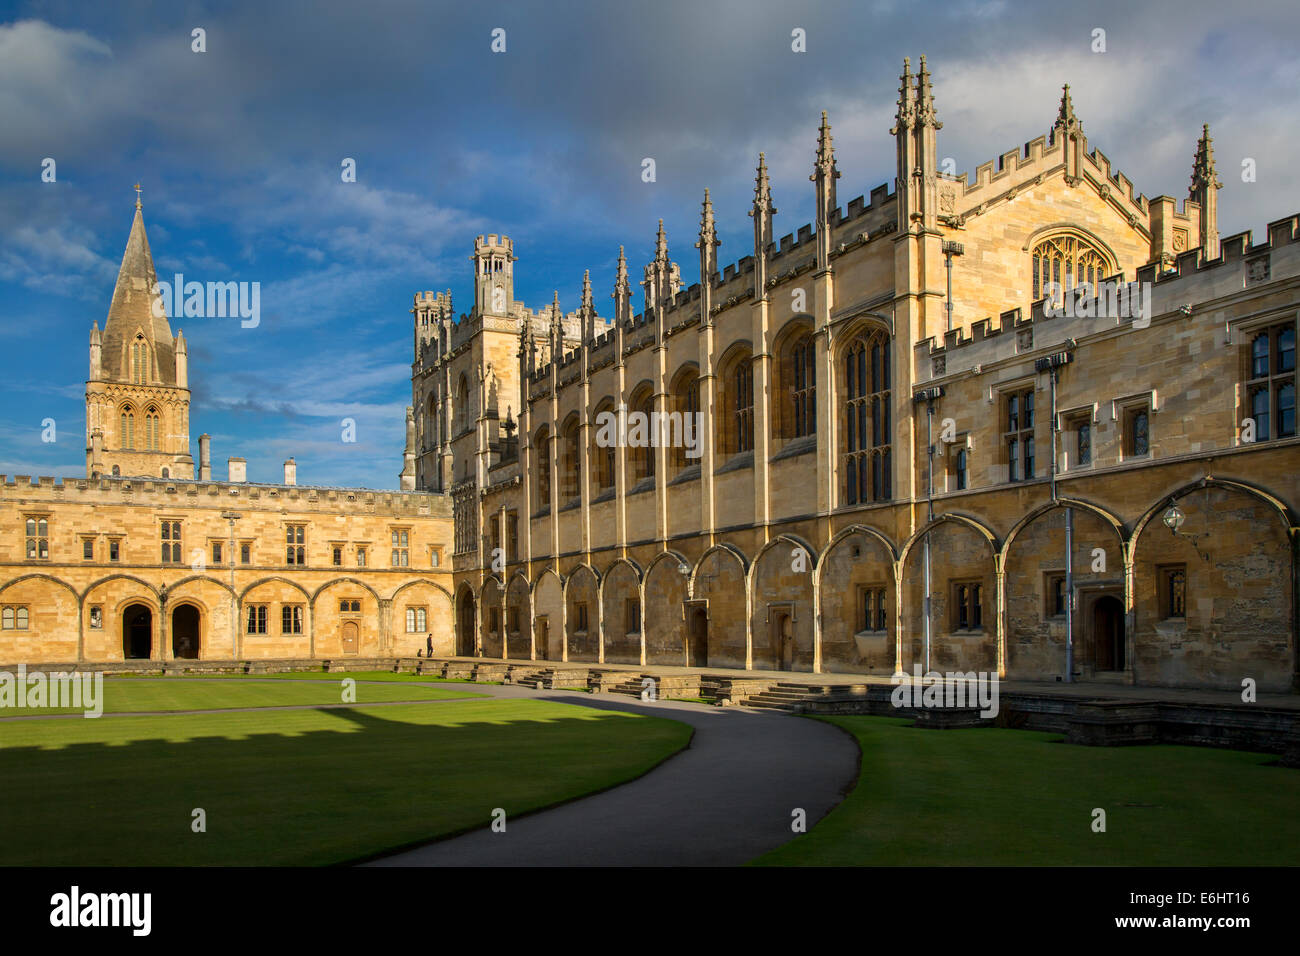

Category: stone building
[416, 59, 1299, 691]
[0, 196, 454, 664]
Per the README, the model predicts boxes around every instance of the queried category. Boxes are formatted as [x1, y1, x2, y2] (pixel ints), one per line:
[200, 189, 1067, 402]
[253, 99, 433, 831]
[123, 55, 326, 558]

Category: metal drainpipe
[925, 399, 934, 674]
[1048, 365, 1074, 683]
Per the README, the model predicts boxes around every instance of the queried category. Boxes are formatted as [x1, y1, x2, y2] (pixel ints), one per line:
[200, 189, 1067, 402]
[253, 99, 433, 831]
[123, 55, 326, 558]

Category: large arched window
[120, 404, 136, 450]
[774, 321, 816, 443]
[1031, 234, 1112, 301]
[844, 330, 891, 505]
[144, 406, 160, 451]
[455, 374, 470, 435]
[560, 414, 582, 502]
[629, 383, 655, 485]
[434, 390, 444, 450]
[533, 425, 551, 512]
[592, 399, 617, 495]
[670, 366, 700, 474]
[717, 346, 754, 457]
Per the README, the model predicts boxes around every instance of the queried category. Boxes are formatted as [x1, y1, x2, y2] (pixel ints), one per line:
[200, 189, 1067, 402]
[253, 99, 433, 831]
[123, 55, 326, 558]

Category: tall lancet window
[145, 406, 161, 451]
[844, 330, 892, 505]
[131, 335, 151, 384]
[120, 405, 136, 450]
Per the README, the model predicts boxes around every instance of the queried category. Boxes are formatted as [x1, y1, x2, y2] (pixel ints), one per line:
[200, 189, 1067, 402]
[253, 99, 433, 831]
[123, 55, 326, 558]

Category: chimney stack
[227, 457, 246, 482]
[198, 434, 212, 480]
[284, 457, 297, 486]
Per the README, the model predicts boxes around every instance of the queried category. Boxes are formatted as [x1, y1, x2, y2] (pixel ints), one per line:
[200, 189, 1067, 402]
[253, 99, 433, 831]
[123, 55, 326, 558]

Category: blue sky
[1, 0, 1296, 488]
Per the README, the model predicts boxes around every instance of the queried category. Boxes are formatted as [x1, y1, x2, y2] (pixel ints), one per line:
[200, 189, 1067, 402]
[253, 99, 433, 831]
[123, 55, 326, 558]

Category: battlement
[914, 212, 1300, 381]
[949, 127, 1149, 218]
[0, 473, 453, 516]
[475, 234, 514, 255]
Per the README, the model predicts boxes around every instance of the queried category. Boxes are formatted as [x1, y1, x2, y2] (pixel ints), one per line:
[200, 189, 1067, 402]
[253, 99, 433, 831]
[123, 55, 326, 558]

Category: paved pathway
[366, 683, 860, 867]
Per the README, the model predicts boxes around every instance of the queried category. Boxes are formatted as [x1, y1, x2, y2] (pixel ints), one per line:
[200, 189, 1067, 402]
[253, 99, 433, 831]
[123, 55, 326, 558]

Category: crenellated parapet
[1, 473, 451, 514]
[913, 212, 1300, 384]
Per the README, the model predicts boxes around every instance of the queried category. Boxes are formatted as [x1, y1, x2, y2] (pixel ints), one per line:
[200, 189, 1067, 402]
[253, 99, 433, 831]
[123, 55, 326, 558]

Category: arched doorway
[171, 604, 201, 659]
[457, 591, 476, 657]
[122, 604, 152, 659]
[340, 621, 359, 655]
[687, 607, 708, 667]
[1093, 595, 1125, 671]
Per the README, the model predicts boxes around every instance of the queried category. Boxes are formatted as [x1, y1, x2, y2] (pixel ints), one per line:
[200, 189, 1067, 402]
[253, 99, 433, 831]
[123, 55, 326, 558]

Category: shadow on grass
[0, 699, 690, 867]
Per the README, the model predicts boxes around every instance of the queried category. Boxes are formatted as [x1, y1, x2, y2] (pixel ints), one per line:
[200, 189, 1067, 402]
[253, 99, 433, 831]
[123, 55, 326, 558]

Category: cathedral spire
[101, 189, 177, 385]
[655, 218, 669, 264]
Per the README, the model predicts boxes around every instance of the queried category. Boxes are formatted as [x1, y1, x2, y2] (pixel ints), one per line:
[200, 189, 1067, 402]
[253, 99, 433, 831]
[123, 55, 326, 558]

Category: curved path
[366, 683, 860, 867]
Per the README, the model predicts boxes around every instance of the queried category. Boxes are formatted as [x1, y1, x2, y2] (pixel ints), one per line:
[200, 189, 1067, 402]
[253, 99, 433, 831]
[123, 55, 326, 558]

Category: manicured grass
[756, 715, 1300, 866]
[0, 698, 691, 865]
[0, 676, 479, 717]
[133, 670, 481, 683]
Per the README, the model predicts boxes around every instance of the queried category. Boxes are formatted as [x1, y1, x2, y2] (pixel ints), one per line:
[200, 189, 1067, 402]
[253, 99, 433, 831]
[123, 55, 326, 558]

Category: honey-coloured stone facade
[420, 59, 1299, 692]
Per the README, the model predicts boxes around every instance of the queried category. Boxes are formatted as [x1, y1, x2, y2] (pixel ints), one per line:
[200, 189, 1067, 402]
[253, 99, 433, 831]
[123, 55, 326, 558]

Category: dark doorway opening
[171, 604, 200, 659]
[122, 604, 152, 659]
[457, 592, 476, 656]
[773, 611, 794, 671]
[1093, 595, 1125, 671]
[687, 607, 709, 667]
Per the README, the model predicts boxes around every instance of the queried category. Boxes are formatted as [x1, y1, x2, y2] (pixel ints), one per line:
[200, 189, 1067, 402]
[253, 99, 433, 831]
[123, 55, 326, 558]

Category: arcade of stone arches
[454, 479, 1296, 691]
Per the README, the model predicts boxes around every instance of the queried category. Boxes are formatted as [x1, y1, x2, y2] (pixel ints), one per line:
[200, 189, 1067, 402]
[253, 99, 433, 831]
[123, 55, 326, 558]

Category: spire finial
[133, 182, 142, 210]
[1056, 83, 1079, 131]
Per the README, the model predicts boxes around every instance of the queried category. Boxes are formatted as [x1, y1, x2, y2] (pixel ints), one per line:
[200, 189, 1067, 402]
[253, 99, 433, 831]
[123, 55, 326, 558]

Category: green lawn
[131, 670, 483, 683]
[0, 675, 479, 716]
[0, 695, 691, 865]
[757, 715, 1300, 866]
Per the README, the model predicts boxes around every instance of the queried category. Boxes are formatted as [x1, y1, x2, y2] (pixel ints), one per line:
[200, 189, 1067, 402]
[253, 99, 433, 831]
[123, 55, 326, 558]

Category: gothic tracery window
[1031, 234, 1111, 301]
[144, 406, 160, 451]
[120, 405, 136, 450]
[844, 330, 891, 505]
